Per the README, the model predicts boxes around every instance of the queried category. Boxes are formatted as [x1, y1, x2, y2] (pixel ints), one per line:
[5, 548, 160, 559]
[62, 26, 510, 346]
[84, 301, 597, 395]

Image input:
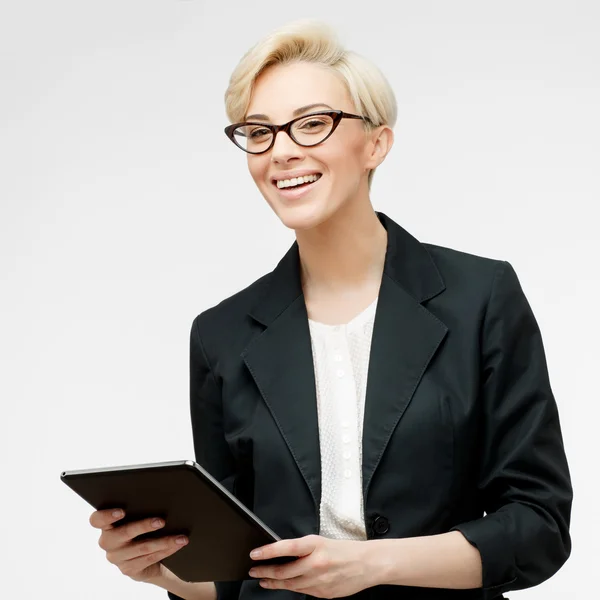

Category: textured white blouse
[307, 296, 379, 541]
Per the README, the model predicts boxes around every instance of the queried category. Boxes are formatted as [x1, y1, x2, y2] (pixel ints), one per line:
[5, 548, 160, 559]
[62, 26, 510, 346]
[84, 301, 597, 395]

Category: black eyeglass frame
[224, 110, 371, 154]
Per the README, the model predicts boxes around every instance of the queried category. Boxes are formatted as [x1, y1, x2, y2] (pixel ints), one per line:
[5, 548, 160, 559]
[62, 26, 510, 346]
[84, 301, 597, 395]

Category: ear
[364, 125, 394, 170]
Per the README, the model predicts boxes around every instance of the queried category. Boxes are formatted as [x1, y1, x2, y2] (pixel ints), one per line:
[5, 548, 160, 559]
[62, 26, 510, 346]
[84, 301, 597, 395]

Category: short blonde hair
[224, 19, 397, 189]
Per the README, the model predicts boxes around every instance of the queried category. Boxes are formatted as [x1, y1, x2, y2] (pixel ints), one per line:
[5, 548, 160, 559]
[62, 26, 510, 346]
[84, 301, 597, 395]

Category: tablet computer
[61, 459, 295, 583]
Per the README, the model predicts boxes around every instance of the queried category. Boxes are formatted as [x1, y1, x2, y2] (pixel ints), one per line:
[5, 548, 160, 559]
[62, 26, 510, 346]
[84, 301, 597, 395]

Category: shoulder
[423, 241, 507, 297]
[190, 270, 272, 342]
[424, 241, 504, 275]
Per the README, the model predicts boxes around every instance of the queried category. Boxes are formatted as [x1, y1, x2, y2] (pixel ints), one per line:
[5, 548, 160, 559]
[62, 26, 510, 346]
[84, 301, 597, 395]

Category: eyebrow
[245, 103, 334, 122]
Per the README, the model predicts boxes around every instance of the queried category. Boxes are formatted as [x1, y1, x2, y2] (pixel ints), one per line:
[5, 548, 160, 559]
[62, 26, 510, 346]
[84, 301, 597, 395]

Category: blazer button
[372, 515, 390, 535]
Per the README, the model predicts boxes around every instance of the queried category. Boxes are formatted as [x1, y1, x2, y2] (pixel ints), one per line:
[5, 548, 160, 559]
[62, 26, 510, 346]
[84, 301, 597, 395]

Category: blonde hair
[224, 19, 397, 189]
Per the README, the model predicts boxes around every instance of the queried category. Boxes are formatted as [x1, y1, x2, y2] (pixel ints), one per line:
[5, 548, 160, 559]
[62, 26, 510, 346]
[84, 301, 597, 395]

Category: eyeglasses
[224, 110, 370, 154]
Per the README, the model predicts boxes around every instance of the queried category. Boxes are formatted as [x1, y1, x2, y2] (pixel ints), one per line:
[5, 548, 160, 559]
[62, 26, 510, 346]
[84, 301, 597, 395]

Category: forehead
[245, 62, 352, 121]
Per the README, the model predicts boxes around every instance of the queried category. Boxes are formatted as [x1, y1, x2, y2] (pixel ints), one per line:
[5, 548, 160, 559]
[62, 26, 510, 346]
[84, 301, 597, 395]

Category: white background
[1, 1, 598, 598]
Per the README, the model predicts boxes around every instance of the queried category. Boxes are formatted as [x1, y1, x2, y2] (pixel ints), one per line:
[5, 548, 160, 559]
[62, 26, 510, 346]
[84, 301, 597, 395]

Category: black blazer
[169, 212, 572, 600]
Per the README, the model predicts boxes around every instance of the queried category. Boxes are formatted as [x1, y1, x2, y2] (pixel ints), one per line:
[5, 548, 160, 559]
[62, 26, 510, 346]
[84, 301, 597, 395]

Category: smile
[272, 173, 323, 199]
[274, 173, 322, 189]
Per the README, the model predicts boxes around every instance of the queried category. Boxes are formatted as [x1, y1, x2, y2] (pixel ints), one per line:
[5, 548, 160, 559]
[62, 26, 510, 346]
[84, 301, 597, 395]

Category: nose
[270, 130, 303, 163]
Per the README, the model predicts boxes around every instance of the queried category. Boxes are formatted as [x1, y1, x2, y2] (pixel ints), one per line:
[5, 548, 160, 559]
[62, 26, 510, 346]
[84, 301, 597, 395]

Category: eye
[249, 127, 271, 139]
[299, 119, 327, 130]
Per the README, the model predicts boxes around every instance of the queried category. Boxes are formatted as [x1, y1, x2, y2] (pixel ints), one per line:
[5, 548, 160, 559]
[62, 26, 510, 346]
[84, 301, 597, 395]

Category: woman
[89, 19, 572, 600]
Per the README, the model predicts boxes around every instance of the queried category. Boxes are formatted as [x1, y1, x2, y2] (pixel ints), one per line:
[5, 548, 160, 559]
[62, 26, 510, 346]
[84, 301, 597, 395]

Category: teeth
[276, 174, 321, 189]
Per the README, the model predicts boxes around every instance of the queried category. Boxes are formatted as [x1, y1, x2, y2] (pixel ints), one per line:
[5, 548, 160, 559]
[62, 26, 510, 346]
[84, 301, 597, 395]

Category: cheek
[248, 158, 279, 207]
[322, 138, 363, 176]
[247, 154, 260, 183]
[247, 156, 268, 185]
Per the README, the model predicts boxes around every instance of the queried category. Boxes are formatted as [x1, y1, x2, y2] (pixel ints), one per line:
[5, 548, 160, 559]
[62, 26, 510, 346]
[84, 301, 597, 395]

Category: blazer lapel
[362, 213, 448, 499]
[241, 212, 448, 515]
[241, 242, 322, 512]
[362, 265, 447, 501]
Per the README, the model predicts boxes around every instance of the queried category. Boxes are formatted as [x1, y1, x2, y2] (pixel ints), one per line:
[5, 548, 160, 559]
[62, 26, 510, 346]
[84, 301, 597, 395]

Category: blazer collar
[241, 211, 448, 519]
[247, 211, 445, 327]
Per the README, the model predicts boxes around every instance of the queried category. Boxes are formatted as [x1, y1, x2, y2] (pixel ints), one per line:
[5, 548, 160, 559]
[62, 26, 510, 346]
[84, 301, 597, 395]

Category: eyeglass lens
[232, 113, 335, 153]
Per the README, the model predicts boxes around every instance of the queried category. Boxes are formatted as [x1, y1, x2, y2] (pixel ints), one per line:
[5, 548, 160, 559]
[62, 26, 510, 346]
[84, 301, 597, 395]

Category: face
[243, 61, 390, 231]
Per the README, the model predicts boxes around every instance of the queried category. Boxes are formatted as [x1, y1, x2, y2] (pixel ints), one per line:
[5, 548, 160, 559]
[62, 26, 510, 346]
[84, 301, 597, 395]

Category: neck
[295, 198, 388, 297]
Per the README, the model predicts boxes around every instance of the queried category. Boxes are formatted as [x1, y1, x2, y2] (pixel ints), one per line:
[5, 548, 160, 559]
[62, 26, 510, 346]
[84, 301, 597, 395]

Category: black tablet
[61, 459, 294, 583]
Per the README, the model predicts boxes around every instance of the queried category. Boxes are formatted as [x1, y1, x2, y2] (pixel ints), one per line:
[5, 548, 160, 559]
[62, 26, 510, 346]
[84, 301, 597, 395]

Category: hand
[89, 508, 189, 583]
[248, 534, 376, 598]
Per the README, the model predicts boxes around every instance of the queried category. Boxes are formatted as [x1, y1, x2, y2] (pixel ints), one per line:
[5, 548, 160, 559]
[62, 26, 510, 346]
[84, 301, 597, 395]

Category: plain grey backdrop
[1, 1, 598, 598]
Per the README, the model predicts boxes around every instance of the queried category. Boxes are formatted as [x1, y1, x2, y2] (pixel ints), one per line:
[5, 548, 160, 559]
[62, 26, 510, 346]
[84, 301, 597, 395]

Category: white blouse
[307, 296, 378, 540]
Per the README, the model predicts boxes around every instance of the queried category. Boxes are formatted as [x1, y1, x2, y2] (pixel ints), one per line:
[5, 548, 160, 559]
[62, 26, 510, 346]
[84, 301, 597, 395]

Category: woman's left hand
[248, 534, 377, 598]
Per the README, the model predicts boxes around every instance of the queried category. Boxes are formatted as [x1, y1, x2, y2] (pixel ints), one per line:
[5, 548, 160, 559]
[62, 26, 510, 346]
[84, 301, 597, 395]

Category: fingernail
[250, 549, 262, 559]
[176, 536, 188, 545]
[112, 510, 123, 518]
[152, 518, 164, 528]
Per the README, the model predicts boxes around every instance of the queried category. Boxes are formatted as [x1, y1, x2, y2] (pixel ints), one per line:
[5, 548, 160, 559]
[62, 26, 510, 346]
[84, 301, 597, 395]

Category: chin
[260, 180, 340, 231]
[274, 201, 340, 233]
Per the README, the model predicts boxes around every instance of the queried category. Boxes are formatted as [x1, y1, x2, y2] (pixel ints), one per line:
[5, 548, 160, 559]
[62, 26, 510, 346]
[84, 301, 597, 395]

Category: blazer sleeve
[450, 260, 572, 598]
[168, 316, 241, 600]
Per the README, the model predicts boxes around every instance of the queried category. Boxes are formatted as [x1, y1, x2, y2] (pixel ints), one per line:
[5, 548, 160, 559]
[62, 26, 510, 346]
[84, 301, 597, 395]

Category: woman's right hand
[89, 508, 189, 583]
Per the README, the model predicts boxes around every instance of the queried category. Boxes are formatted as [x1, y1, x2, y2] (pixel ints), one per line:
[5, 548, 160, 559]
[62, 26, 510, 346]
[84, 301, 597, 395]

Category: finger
[250, 555, 310, 581]
[259, 575, 309, 592]
[118, 541, 188, 580]
[99, 517, 166, 552]
[89, 508, 126, 530]
[251, 535, 317, 560]
[107, 534, 188, 565]
[118, 517, 167, 546]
